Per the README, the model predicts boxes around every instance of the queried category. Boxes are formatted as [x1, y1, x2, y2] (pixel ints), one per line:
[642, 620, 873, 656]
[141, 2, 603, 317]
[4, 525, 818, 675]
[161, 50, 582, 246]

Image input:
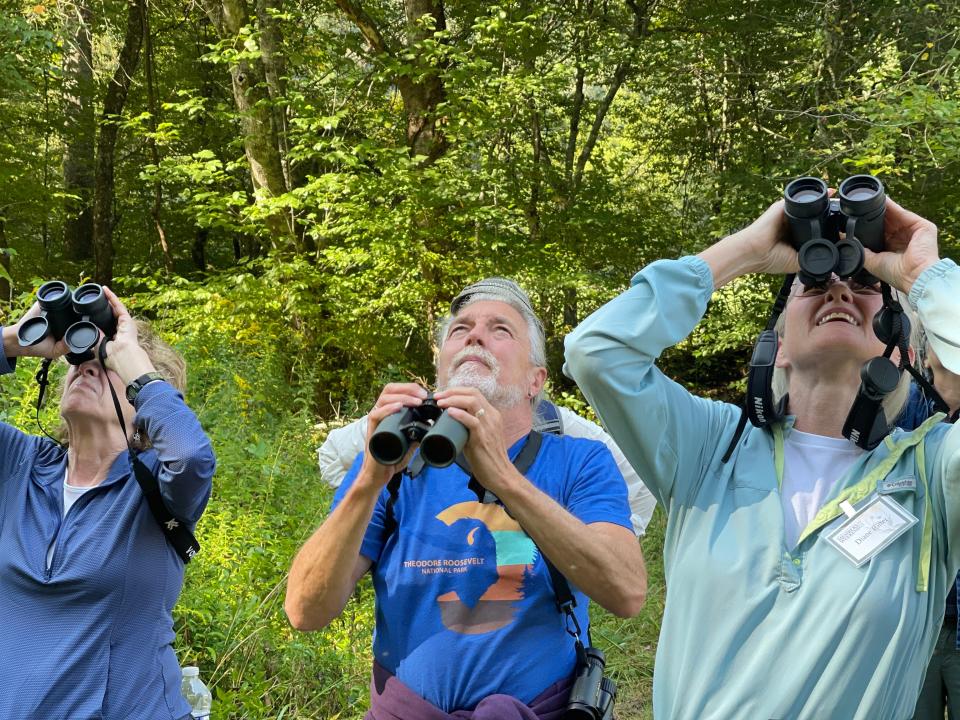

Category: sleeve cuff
[132, 379, 182, 415]
[0, 331, 17, 375]
[907, 258, 958, 311]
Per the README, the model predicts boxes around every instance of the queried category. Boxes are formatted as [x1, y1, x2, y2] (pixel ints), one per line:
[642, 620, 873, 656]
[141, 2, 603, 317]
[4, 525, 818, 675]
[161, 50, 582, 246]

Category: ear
[527, 366, 547, 399]
[891, 345, 916, 368]
[773, 340, 790, 370]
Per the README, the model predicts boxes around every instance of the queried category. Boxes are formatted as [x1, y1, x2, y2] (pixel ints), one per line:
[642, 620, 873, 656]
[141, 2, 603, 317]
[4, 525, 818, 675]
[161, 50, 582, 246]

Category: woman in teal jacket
[565, 196, 960, 720]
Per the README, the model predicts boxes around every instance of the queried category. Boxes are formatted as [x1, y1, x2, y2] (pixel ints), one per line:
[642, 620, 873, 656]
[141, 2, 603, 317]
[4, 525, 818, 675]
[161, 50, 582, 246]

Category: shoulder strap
[98, 341, 200, 564]
[381, 470, 405, 542]
[534, 401, 564, 436]
[506, 431, 586, 656]
[131, 454, 201, 563]
[514, 429, 543, 473]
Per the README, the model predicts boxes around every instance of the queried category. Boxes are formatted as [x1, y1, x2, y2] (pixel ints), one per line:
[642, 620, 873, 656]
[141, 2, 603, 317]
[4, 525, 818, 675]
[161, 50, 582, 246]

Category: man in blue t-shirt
[285, 278, 646, 718]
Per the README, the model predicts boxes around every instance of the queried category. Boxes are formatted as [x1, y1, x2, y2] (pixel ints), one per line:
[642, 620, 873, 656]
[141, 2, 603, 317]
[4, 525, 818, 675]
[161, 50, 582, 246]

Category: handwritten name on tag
[825, 495, 918, 568]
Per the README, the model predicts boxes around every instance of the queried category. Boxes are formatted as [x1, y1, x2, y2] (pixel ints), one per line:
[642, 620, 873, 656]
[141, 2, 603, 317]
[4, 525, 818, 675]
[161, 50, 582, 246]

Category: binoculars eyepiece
[17, 281, 117, 365]
[368, 397, 469, 468]
[783, 175, 886, 287]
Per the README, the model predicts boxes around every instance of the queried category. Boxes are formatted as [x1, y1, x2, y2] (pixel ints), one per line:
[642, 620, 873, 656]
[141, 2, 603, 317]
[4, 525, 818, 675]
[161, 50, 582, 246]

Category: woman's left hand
[862, 198, 940, 294]
[101, 287, 156, 385]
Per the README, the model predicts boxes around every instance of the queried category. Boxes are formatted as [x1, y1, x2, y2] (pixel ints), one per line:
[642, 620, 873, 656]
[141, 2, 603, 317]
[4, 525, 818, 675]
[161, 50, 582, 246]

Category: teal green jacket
[564, 257, 960, 720]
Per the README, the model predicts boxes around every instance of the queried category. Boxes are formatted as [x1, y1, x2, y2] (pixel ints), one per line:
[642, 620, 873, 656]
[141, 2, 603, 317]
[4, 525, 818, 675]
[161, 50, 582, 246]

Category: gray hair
[436, 278, 547, 406]
[772, 286, 916, 425]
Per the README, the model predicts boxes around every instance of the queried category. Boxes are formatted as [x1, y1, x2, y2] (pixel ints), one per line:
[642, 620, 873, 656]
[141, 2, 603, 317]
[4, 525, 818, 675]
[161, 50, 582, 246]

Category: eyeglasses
[792, 278, 882, 298]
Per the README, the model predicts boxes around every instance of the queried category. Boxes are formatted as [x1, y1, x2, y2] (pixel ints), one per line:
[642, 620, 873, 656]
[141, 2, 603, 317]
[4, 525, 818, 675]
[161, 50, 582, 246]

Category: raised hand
[862, 198, 939, 294]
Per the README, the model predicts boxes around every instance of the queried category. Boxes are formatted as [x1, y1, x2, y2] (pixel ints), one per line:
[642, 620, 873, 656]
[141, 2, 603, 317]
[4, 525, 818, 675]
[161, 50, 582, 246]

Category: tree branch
[333, 0, 392, 56]
[566, 65, 585, 182]
[572, 0, 654, 190]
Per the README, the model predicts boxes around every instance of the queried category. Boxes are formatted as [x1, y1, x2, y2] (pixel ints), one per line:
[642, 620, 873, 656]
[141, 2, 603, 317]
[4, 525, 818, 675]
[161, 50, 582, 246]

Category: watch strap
[126, 372, 165, 403]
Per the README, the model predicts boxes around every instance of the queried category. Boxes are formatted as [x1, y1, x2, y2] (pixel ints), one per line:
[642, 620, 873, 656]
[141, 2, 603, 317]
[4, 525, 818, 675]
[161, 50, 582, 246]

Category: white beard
[439, 347, 526, 409]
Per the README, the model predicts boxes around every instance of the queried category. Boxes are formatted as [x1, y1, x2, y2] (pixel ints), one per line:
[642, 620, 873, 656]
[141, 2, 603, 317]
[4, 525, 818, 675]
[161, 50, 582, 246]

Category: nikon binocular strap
[725, 275, 953, 459]
[843, 283, 950, 449]
[873, 284, 948, 414]
[97, 341, 200, 563]
[722, 274, 795, 463]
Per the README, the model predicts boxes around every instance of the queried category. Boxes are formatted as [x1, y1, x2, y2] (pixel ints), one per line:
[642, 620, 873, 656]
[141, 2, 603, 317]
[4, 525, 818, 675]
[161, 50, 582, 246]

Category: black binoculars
[564, 647, 616, 720]
[369, 396, 468, 468]
[783, 175, 886, 286]
[17, 281, 117, 364]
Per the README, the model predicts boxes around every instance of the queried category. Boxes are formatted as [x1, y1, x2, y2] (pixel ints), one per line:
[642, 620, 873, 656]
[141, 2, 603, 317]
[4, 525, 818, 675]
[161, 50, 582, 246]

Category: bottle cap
[182, 666, 200, 677]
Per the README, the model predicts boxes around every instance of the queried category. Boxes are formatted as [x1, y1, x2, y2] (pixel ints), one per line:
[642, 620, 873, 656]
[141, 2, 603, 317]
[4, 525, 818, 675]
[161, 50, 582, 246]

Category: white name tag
[825, 495, 918, 567]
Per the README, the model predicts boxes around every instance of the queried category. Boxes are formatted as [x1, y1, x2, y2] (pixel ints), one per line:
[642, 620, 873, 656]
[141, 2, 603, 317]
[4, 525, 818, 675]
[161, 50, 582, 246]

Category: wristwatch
[126, 372, 165, 404]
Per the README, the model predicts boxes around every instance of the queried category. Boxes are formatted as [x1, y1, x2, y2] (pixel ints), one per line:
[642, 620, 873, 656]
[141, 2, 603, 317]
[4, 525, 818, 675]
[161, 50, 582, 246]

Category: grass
[0, 320, 667, 719]
[174, 407, 666, 719]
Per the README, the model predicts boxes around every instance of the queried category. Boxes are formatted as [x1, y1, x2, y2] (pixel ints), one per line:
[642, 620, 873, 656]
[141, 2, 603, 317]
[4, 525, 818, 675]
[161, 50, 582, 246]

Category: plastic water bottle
[180, 666, 212, 719]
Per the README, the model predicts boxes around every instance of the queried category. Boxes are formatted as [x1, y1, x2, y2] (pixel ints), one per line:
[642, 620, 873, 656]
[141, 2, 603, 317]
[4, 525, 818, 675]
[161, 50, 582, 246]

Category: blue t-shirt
[332, 432, 632, 712]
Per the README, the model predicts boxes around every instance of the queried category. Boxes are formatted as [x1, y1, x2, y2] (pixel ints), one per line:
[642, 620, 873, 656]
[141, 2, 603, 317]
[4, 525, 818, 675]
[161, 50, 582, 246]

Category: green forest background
[2, 0, 960, 717]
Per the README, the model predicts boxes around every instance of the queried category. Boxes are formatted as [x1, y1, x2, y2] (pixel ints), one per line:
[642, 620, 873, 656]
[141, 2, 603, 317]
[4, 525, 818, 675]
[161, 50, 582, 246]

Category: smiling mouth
[816, 312, 859, 327]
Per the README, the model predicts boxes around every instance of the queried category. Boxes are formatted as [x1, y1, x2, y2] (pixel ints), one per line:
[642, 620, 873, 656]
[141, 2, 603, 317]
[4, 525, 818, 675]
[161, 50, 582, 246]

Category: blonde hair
[771, 287, 915, 425]
[58, 319, 187, 448]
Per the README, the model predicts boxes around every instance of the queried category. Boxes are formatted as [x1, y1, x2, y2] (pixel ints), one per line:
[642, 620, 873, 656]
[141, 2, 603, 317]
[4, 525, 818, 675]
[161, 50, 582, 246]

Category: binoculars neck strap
[724, 275, 796, 463]
[767, 274, 796, 332]
[33, 358, 61, 445]
[379, 430, 589, 661]
[465, 431, 588, 663]
[95, 342, 201, 563]
[729, 276, 952, 459]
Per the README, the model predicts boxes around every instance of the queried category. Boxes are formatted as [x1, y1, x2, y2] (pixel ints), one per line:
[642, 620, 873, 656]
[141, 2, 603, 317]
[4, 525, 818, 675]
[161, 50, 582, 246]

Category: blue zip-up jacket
[0, 348, 215, 719]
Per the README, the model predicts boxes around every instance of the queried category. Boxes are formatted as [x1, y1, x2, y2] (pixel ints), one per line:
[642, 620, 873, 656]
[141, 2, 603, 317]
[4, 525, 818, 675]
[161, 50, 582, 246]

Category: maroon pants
[365, 660, 573, 720]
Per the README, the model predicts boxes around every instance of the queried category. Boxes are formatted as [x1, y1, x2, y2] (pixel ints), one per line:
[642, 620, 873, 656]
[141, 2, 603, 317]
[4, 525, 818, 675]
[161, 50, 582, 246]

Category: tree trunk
[143, 0, 173, 271]
[62, 0, 95, 261]
[92, 0, 144, 284]
[333, 0, 449, 163]
[397, 0, 448, 162]
[192, 228, 208, 272]
[200, 0, 299, 251]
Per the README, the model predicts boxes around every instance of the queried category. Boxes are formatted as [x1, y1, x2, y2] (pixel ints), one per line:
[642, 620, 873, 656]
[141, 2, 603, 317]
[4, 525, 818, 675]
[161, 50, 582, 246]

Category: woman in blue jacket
[565, 196, 960, 720]
[0, 287, 215, 720]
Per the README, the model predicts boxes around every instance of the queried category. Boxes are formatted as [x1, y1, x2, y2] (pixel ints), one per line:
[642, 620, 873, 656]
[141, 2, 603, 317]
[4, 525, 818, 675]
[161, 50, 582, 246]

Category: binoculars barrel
[419, 412, 469, 468]
[565, 647, 615, 720]
[16, 281, 117, 364]
[838, 175, 885, 253]
[783, 174, 886, 285]
[65, 284, 117, 363]
[784, 177, 829, 220]
[17, 281, 74, 346]
[368, 402, 469, 468]
[369, 409, 417, 466]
